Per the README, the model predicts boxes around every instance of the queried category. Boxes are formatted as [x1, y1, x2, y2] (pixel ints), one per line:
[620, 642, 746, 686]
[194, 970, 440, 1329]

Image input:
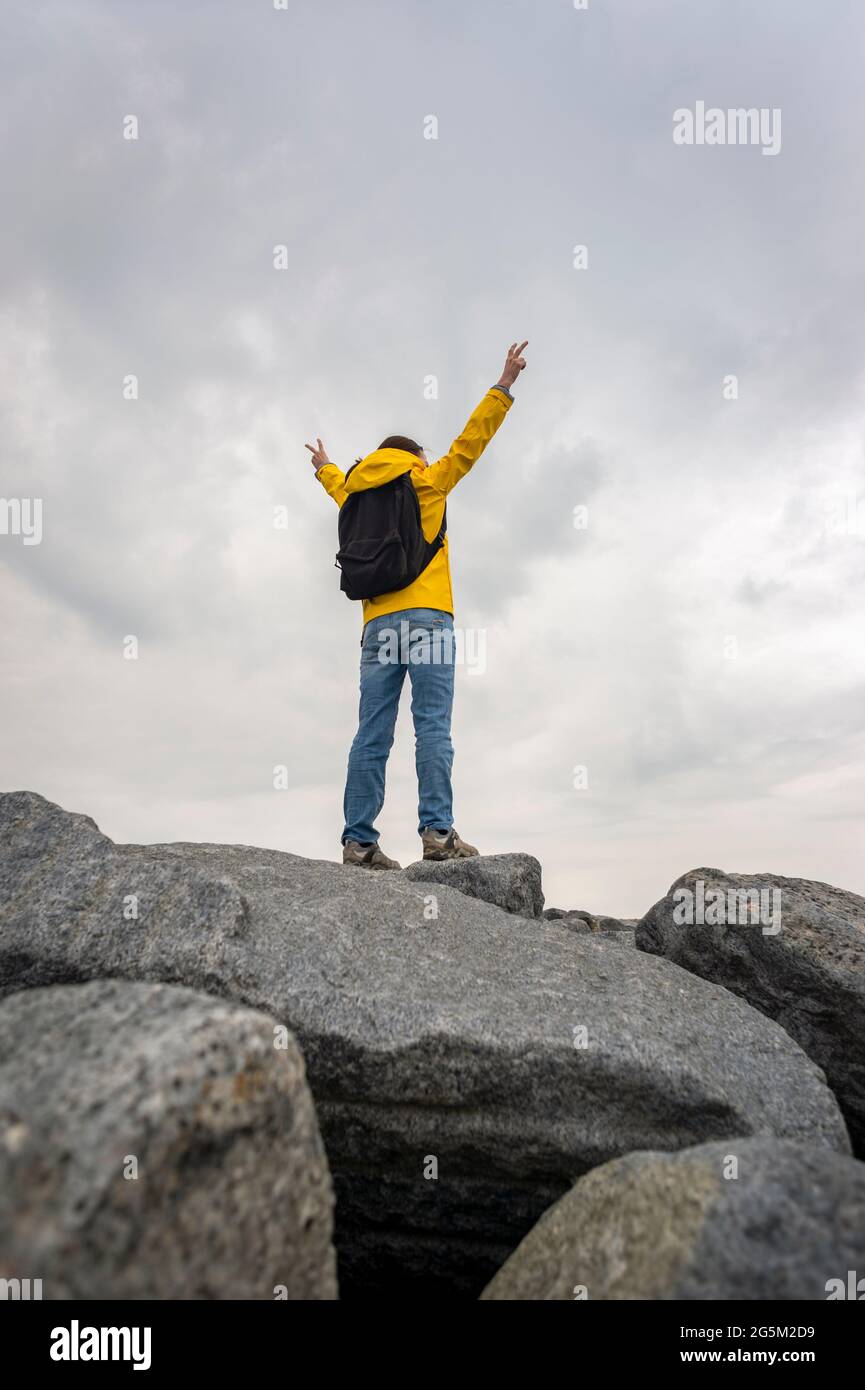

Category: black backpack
[335, 470, 447, 601]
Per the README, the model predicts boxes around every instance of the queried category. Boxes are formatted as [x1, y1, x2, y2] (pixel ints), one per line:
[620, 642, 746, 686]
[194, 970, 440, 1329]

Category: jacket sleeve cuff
[489, 384, 514, 402]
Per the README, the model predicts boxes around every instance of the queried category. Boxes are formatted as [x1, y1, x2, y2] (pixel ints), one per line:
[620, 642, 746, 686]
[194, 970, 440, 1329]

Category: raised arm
[424, 341, 528, 496]
[305, 436, 348, 507]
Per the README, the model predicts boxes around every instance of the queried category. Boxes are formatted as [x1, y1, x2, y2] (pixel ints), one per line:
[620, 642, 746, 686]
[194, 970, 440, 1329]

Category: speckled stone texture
[0, 979, 337, 1299]
[482, 1139, 865, 1300]
[402, 852, 544, 917]
[0, 793, 852, 1296]
[638, 867, 865, 1153]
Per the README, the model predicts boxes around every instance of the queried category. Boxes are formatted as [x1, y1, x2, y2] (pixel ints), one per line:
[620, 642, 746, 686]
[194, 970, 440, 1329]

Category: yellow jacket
[316, 388, 514, 620]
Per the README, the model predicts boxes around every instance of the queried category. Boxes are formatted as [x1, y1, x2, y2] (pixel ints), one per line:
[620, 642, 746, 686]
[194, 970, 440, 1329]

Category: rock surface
[542, 910, 637, 946]
[545, 906, 593, 924]
[601, 927, 636, 948]
[402, 852, 544, 918]
[482, 1138, 865, 1300]
[0, 979, 336, 1299]
[545, 906, 635, 930]
[637, 867, 865, 1154]
[0, 794, 852, 1296]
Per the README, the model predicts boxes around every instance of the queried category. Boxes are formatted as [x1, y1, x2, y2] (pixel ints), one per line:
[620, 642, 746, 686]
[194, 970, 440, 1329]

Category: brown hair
[355, 436, 424, 466]
[378, 435, 424, 455]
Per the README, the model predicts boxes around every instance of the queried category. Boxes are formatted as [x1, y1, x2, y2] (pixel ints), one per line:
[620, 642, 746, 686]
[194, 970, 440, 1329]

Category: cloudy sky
[2, 0, 864, 915]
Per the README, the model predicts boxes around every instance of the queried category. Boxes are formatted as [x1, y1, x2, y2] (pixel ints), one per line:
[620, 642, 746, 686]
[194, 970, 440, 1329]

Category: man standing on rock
[306, 341, 528, 870]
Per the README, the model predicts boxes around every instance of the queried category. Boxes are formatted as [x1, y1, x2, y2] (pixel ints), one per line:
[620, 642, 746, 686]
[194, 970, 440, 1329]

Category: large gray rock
[0, 979, 336, 1299]
[637, 867, 865, 1154]
[0, 794, 851, 1296]
[402, 852, 544, 918]
[482, 1139, 865, 1300]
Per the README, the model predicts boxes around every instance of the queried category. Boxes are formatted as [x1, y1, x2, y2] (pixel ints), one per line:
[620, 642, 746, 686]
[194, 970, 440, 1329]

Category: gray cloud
[2, 0, 865, 914]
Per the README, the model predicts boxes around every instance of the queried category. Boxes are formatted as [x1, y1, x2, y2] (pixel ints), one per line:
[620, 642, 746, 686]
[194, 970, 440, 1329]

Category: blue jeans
[343, 608, 455, 844]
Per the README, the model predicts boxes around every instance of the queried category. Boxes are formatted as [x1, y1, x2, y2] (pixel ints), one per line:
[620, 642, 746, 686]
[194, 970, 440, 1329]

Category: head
[354, 436, 429, 467]
[378, 435, 428, 465]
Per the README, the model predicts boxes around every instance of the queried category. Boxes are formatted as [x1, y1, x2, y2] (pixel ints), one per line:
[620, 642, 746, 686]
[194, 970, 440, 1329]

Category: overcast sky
[2, 0, 864, 915]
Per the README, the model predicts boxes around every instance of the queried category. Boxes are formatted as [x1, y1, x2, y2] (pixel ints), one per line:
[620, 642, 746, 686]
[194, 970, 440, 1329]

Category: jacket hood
[343, 447, 423, 495]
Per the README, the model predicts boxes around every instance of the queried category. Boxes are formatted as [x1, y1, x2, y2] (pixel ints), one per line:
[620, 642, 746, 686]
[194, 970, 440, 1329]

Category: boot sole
[422, 850, 478, 861]
[343, 860, 401, 871]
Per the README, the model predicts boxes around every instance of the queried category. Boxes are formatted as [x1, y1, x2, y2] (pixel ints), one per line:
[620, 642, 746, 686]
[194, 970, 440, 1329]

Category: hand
[497, 340, 529, 391]
[305, 437, 331, 472]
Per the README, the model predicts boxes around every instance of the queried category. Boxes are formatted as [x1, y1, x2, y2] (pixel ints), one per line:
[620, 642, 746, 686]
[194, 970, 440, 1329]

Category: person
[306, 341, 528, 869]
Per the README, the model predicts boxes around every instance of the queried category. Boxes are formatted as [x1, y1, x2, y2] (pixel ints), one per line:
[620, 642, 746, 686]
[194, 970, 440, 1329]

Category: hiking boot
[421, 827, 479, 860]
[342, 840, 402, 870]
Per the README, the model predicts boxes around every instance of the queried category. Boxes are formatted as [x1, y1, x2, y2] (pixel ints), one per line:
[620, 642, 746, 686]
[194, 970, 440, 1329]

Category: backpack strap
[402, 474, 447, 557]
